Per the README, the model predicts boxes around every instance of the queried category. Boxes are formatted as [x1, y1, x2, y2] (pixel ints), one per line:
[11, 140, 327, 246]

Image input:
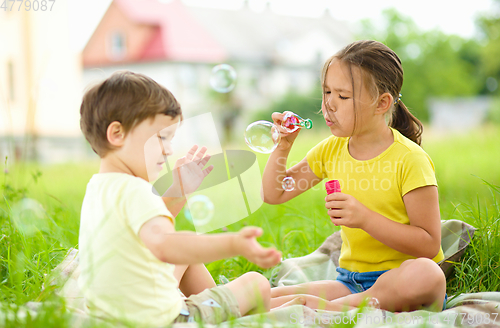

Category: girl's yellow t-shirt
[306, 127, 444, 272]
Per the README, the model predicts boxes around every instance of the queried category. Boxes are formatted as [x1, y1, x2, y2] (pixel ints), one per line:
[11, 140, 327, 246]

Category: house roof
[86, 0, 351, 66]
[186, 5, 351, 64]
[114, 0, 227, 62]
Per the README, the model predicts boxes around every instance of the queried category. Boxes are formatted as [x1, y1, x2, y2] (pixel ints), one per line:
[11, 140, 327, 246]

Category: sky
[69, 0, 496, 51]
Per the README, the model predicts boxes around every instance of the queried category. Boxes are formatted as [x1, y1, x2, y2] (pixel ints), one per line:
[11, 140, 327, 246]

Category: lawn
[0, 124, 499, 325]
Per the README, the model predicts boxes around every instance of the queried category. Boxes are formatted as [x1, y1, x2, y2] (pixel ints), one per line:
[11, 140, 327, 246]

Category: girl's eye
[339, 95, 349, 100]
[324, 91, 331, 95]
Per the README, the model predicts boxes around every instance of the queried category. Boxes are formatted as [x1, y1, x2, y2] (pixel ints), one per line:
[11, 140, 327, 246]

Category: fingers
[271, 112, 285, 125]
[185, 145, 199, 161]
[193, 146, 207, 162]
[202, 165, 214, 177]
[198, 153, 211, 167]
[325, 192, 347, 202]
[330, 218, 344, 226]
[325, 200, 343, 209]
[240, 226, 263, 238]
[255, 249, 282, 268]
[327, 208, 342, 218]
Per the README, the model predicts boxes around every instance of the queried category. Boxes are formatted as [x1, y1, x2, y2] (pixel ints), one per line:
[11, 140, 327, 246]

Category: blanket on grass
[7, 219, 499, 328]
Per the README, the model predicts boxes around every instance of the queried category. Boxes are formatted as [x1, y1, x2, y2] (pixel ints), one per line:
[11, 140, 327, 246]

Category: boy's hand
[233, 227, 282, 268]
[271, 111, 301, 151]
[168, 145, 214, 197]
[325, 193, 371, 229]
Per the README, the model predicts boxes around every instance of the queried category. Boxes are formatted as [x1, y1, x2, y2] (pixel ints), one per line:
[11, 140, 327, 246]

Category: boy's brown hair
[80, 71, 182, 157]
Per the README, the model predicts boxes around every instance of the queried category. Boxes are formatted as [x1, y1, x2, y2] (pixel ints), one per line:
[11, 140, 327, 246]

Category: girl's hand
[325, 193, 371, 229]
[271, 111, 301, 151]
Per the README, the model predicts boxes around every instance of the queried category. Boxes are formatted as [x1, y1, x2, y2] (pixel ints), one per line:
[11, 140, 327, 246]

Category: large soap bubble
[184, 195, 215, 227]
[244, 121, 281, 154]
[10, 198, 47, 236]
[210, 64, 237, 93]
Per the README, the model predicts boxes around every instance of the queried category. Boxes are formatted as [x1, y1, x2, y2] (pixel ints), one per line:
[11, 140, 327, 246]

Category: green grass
[0, 125, 499, 326]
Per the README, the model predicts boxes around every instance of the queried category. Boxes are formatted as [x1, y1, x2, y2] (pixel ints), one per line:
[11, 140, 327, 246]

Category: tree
[477, 0, 500, 95]
[358, 9, 485, 121]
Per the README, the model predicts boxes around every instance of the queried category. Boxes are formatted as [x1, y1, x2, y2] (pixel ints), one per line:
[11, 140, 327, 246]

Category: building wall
[0, 2, 83, 162]
[82, 2, 157, 67]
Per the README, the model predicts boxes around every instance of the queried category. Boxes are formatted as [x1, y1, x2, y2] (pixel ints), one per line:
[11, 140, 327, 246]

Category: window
[108, 31, 126, 60]
[7, 60, 14, 101]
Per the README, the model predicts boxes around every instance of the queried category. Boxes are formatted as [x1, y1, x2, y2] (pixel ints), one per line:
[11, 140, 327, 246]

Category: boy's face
[120, 114, 180, 182]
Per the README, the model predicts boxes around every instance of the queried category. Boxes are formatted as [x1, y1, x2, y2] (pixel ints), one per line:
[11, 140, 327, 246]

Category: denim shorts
[336, 267, 447, 311]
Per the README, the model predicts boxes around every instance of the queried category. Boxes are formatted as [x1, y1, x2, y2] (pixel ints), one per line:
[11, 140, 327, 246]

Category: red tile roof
[115, 0, 227, 62]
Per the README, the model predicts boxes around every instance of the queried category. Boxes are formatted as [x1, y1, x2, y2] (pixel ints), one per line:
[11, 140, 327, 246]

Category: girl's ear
[375, 92, 393, 115]
[107, 121, 126, 147]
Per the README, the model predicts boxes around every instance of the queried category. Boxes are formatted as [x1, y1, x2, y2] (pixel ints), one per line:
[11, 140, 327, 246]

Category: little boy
[78, 71, 282, 327]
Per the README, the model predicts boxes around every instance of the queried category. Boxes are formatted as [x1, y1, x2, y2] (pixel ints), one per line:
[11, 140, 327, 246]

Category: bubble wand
[281, 112, 313, 133]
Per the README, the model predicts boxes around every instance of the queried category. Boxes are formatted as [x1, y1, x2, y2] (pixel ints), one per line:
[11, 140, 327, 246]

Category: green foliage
[446, 181, 500, 296]
[1, 126, 500, 325]
[358, 9, 486, 121]
[0, 159, 74, 307]
[477, 0, 500, 95]
[486, 97, 500, 124]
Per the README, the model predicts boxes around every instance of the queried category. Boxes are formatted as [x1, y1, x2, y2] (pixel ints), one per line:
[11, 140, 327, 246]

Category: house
[0, 3, 86, 163]
[428, 96, 492, 132]
[0, 0, 352, 164]
[82, 0, 352, 143]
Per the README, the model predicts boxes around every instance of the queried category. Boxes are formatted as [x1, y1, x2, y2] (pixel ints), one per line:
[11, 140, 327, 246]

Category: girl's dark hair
[321, 40, 423, 145]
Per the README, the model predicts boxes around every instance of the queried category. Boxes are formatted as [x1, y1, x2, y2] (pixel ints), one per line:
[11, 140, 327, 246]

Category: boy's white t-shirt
[78, 172, 182, 327]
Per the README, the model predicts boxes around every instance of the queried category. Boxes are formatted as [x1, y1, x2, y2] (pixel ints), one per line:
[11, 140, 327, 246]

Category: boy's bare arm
[139, 216, 281, 268]
[161, 196, 187, 217]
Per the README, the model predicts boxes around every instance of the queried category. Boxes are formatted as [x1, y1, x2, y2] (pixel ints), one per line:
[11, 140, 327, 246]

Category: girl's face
[321, 60, 377, 137]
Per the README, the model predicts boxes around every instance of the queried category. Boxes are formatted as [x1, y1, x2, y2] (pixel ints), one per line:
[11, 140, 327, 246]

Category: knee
[403, 258, 446, 298]
[241, 272, 271, 300]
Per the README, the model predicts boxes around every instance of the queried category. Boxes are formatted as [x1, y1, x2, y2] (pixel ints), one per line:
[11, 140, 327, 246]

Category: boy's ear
[375, 92, 393, 115]
[107, 121, 126, 147]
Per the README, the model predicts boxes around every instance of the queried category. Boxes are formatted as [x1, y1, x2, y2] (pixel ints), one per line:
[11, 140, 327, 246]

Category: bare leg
[271, 280, 352, 301]
[271, 294, 355, 311]
[326, 258, 446, 312]
[224, 272, 271, 315]
[174, 264, 216, 297]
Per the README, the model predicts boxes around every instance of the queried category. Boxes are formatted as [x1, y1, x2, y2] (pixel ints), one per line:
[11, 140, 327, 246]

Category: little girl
[262, 40, 447, 312]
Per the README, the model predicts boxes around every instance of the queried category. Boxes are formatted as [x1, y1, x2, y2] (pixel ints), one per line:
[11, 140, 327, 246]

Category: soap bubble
[10, 198, 47, 236]
[218, 275, 230, 285]
[282, 177, 296, 191]
[210, 64, 237, 93]
[184, 195, 214, 226]
[244, 121, 281, 154]
[367, 297, 380, 309]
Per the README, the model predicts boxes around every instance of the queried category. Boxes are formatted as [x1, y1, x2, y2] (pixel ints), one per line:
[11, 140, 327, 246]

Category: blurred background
[1, 0, 500, 312]
[1, 0, 499, 163]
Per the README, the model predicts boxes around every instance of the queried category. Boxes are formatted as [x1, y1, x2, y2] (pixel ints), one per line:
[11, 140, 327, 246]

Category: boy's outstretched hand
[233, 227, 282, 269]
[167, 145, 214, 197]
